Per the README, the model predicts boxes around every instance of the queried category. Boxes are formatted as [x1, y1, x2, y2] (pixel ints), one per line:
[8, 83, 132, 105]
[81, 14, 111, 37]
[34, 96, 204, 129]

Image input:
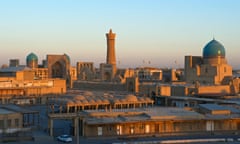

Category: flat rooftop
[1, 104, 39, 114]
[147, 107, 204, 120]
[84, 107, 205, 124]
[159, 95, 240, 105]
[199, 104, 228, 111]
[0, 107, 15, 115]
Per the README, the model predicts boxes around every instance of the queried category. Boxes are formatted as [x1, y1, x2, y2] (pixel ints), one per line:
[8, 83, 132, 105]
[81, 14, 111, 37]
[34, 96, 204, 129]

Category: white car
[57, 134, 72, 143]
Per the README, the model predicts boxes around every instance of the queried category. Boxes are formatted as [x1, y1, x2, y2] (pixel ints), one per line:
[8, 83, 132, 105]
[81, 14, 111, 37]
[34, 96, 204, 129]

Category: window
[117, 125, 122, 135]
[145, 124, 150, 133]
[163, 123, 166, 131]
[189, 123, 193, 130]
[130, 125, 134, 134]
[173, 122, 177, 131]
[0, 120, 4, 129]
[7, 119, 11, 127]
[224, 67, 227, 73]
[15, 119, 19, 127]
[97, 127, 102, 136]
[205, 68, 208, 73]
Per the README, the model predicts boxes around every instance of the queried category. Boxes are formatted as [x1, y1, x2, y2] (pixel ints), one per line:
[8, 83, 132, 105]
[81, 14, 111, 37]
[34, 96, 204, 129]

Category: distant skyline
[0, 0, 240, 69]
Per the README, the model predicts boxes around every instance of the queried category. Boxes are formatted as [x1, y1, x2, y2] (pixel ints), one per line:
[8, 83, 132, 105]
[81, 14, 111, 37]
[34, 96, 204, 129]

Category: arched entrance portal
[128, 81, 134, 92]
[104, 72, 111, 81]
[52, 62, 64, 78]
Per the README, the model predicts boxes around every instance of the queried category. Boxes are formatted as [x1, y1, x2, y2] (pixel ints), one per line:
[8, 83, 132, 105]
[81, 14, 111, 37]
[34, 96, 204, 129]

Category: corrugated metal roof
[0, 66, 31, 72]
[199, 104, 240, 114]
[199, 104, 228, 111]
[0, 108, 15, 114]
[2, 104, 38, 114]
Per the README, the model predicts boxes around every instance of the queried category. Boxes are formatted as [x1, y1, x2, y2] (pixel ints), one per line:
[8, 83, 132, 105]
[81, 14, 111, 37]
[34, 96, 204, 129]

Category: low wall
[73, 81, 126, 91]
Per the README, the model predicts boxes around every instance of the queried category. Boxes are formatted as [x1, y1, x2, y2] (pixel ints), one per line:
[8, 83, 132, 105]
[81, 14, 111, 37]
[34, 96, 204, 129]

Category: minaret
[106, 29, 116, 65]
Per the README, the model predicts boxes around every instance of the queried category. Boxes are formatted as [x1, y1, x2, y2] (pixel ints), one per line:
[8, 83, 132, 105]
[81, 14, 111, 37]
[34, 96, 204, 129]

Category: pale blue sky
[0, 0, 239, 69]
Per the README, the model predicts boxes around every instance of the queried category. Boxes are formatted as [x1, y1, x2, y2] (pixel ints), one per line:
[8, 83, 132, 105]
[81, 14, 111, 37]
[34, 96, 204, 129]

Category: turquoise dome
[203, 39, 225, 58]
[64, 53, 70, 63]
[26, 53, 38, 62]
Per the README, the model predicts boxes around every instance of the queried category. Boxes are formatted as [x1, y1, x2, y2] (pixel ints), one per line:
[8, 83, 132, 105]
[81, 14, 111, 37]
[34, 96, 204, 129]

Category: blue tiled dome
[26, 53, 38, 62]
[64, 53, 70, 63]
[203, 39, 225, 58]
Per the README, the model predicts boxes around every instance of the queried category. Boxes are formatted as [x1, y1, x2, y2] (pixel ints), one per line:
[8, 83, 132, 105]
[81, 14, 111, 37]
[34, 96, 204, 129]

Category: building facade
[185, 39, 232, 85]
[48, 106, 240, 137]
[0, 66, 66, 105]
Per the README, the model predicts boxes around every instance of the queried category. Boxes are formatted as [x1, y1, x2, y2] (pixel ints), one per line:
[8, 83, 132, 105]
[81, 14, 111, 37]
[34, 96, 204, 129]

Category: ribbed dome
[203, 39, 225, 58]
[26, 53, 38, 62]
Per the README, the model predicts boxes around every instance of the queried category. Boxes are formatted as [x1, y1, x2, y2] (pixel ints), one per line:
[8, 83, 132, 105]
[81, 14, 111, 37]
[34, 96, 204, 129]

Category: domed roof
[26, 53, 38, 62]
[203, 39, 225, 58]
[66, 101, 74, 106]
[64, 53, 70, 63]
[74, 95, 85, 101]
[1, 64, 8, 69]
[96, 99, 102, 103]
[125, 95, 138, 102]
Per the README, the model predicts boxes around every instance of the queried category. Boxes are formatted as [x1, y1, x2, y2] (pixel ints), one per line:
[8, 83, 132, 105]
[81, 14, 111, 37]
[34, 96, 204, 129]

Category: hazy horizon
[0, 0, 239, 69]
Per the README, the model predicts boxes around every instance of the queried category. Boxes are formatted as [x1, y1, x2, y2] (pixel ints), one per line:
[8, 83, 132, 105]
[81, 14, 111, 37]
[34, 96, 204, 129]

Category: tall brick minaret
[106, 29, 116, 66]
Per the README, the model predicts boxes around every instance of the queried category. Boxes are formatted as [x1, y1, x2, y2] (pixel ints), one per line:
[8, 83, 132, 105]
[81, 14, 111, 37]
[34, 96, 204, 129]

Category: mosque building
[26, 52, 38, 69]
[185, 39, 233, 85]
[140, 39, 240, 100]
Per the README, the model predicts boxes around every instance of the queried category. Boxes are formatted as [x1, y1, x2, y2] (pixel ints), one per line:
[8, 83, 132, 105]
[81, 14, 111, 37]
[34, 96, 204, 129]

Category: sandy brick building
[0, 65, 66, 105]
